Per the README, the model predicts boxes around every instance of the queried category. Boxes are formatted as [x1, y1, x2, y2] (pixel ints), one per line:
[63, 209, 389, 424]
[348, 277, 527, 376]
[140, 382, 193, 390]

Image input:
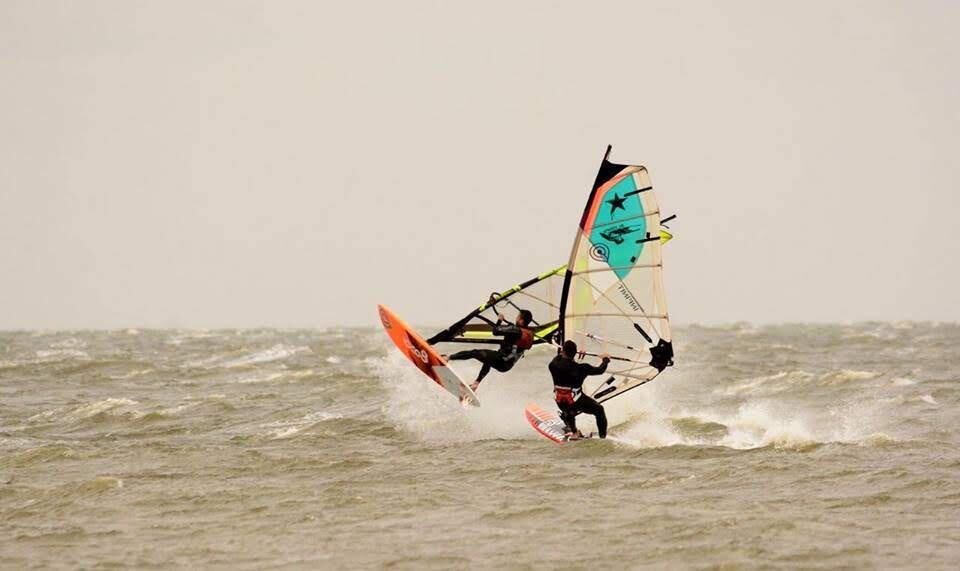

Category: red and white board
[524, 403, 570, 443]
[377, 304, 480, 407]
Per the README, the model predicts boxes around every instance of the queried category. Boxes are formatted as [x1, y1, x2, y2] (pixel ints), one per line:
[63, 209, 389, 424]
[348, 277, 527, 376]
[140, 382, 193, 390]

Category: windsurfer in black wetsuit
[549, 340, 610, 439]
[447, 309, 535, 392]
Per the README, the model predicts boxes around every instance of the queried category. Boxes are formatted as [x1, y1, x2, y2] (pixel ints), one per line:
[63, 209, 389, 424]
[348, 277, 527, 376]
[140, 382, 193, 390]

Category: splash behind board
[377, 304, 480, 407]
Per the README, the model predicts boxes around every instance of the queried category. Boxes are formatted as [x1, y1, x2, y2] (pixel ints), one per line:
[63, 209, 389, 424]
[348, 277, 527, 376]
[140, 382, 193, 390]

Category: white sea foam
[233, 372, 286, 384]
[223, 344, 311, 368]
[609, 399, 818, 450]
[28, 398, 140, 423]
[165, 330, 219, 346]
[717, 371, 814, 397]
[372, 353, 540, 443]
[261, 411, 343, 439]
[717, 369, 881, 398]
[50, 337, 85, 349]
[155, 402, 202, 416]
[110, 368, 155, 380]
[35, 349, 90, 361]
[820, 369, 880, 385]
[610, 376, 893, 451]
[184, 344, 311, 369]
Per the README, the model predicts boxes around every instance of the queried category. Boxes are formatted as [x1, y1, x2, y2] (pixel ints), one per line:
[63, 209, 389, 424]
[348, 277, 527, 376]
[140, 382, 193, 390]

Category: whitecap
[223, 344, 311, 368]
[233, 372, 285, 384]
[261, 411, 343, 439]
[820, 370, 880, 385]
[716, 371, 814, 397]
[35, 349, 89, 361]
[28, 398, 140, 423]
[371, 353, 538, 443]
[109, 368, 154, 380]
[50, 338, 85, 349]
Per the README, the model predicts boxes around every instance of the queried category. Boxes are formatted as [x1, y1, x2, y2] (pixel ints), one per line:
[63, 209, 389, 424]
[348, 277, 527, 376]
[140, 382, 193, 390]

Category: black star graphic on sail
[606, 192, 627, 215]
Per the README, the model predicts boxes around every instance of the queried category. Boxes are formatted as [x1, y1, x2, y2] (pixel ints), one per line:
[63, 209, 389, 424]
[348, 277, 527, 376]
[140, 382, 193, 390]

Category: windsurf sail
[427, 265, 566, 346]
[558, 145, 675, 403]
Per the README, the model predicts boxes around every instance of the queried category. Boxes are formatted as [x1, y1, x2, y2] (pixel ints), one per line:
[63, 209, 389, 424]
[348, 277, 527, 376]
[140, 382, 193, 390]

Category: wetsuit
[448, 323, 530, 383]
[548, 353, 610, 438]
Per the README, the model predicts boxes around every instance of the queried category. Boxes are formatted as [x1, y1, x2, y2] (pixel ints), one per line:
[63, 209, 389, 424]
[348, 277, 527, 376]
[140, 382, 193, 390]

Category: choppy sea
[1, 323, 958, 568]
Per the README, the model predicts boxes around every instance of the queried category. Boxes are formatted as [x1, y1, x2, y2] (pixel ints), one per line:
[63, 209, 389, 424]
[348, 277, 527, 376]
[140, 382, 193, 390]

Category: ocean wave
[34, 349, 90, 362]
[859, 432, 898, 446]
[49, 337, 86, 349]
[820, 369, 880, 385]
[0, 444, 75, 468]
[224, 346, 300, 367]
[612, 403, 817, 450]
[222, 344, 312, 368]
[73, 476, 124, 494]
[108, 368, 155, 380]
[687, 321, 755, 332]
[372, 354, 537, 443]
[840, 327, 898, 342]
[28, 398, 140, 424]
[608, 394, 899, 451]
[713, 403, 818, 449]
[717, 371, 815, 396]
[164, 330, 221, 346]
[232, 372, 286, 384]
[23, 395, 244, 432]
[719, 369, 882, 397]
[260, 411, 344, 439]
[181, 344, 311, 370]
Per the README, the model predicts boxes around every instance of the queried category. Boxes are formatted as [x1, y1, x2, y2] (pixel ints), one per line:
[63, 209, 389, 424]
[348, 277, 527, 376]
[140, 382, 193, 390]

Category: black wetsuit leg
[575, 396, 607, 438]
[558, 402, 578, 434]
[448, 349, 514, 382]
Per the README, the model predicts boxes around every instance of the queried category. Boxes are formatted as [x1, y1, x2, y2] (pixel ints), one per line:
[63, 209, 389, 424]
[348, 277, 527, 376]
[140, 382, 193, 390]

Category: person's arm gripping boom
[578, 356, 610, 376]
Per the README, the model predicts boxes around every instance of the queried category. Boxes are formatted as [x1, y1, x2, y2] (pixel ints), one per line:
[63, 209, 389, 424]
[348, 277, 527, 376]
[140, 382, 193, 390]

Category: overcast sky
[1, 1, 958, 329]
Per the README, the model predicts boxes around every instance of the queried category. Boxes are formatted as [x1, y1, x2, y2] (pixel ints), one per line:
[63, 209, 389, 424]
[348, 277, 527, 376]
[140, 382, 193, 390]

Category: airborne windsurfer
[548, 340, 610, 439]
[447, 309, 535, 392]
